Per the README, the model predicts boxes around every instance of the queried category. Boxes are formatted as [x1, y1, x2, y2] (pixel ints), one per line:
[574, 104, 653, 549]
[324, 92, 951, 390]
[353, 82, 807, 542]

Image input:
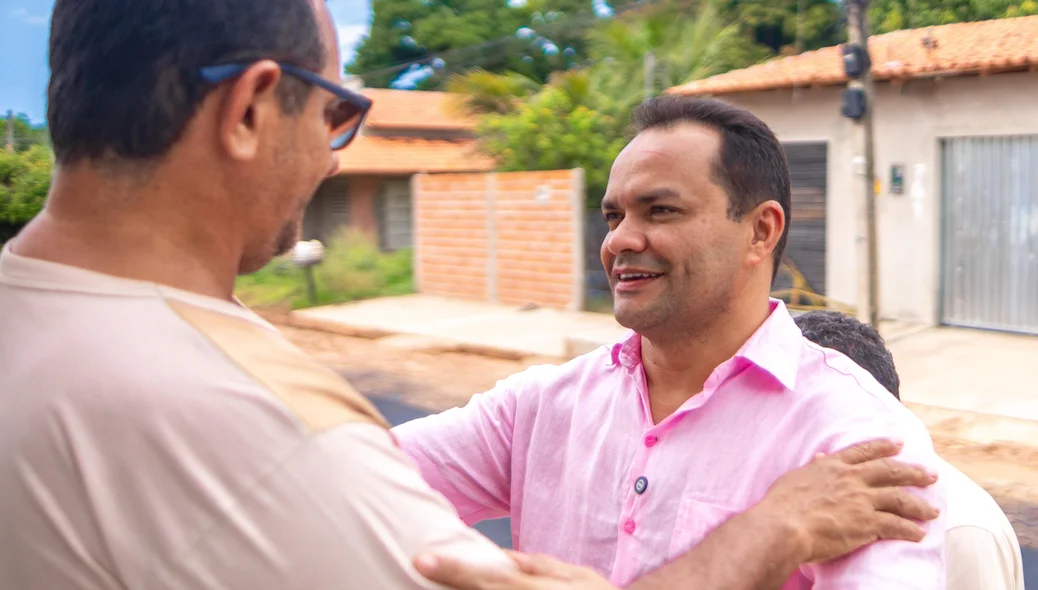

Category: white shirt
[0, 244, 512, 589]
[939, 458, 1025, 590]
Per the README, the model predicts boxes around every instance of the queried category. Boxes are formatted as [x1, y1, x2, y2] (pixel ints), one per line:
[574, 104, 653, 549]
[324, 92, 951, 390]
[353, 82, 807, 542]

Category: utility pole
[5, 110, 14, 153]
[843, 0, 880, 328]
[644, 51, 656, 100]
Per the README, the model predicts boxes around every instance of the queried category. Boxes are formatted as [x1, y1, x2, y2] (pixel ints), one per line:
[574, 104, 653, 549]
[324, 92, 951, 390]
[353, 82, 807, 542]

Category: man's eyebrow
[602, 189, 681, 211]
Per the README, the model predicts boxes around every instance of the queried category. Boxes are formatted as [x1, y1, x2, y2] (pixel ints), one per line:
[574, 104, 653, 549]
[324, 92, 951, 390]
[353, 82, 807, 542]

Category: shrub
[234, 229, 415, 310]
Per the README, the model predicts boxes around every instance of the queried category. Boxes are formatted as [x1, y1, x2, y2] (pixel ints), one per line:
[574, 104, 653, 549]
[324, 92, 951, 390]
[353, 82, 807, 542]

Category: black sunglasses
[199, 62, 372, 150]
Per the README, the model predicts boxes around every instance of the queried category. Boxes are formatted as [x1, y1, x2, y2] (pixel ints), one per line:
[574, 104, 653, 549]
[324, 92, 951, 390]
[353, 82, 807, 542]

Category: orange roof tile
[670, 16, 1038, 96]
[359, 88, 477, 131]
[335, 136, 495, 175]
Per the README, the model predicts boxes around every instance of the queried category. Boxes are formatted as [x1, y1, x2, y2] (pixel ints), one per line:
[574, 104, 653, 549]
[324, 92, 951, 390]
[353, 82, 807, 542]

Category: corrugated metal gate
[378, 179, 413, 251]
[940, 135, 1038, 334]
[774, 142, 828, 295]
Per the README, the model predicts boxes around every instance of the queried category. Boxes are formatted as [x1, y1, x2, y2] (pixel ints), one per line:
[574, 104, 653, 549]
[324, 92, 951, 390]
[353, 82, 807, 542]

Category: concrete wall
[413, 169, 586, 310]
[349, 175, 382, 240]
[720, 71, 1038, 325]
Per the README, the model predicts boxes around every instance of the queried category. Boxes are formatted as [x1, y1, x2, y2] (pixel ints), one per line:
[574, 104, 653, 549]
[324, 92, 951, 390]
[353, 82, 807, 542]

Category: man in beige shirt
[795, 311, 1026, 590]
[0, 1, 942, 589]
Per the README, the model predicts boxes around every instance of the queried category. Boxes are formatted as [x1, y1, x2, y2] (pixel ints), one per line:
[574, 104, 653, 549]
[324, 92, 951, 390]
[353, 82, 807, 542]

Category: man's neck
[9, 168, 241, 302]
[641, 298, 772, 424]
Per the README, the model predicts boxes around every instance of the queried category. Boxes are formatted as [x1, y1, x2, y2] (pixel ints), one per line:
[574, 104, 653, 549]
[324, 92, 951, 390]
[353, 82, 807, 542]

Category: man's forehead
[605, 124, 723, 206]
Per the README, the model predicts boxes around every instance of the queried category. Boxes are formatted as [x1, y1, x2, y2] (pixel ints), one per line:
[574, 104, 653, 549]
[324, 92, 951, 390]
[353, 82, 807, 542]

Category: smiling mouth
[618, 272, 663, 282]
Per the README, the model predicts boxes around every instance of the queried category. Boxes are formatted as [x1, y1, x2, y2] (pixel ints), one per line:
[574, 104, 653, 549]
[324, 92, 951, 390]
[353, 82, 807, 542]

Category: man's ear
[217, 60, 283, 161]
[746, 199, 785, 268]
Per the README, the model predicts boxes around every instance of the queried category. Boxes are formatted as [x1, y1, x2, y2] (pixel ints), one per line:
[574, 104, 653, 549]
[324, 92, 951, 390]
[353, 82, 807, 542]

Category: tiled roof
[670, 16, 1038, 96]
[335, 136, 495, 175]
[359, 88, 477, 131]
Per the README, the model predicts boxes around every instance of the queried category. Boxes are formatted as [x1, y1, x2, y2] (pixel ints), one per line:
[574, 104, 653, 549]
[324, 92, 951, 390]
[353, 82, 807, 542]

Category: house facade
[671, 16, 1038, 335]
[301, 86, 494, 251]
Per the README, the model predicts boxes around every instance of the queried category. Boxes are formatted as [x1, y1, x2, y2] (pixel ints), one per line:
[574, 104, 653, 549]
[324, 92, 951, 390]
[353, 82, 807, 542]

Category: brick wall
[413, 169, 586, 310]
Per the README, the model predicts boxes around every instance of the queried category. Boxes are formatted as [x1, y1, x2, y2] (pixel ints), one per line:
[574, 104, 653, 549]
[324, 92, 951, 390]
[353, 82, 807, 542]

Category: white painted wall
[718, 71, 1038, 326]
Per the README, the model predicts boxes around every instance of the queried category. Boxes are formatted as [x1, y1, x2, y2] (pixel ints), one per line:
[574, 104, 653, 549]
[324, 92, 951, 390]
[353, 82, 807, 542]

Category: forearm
[627, 506, 806, 590]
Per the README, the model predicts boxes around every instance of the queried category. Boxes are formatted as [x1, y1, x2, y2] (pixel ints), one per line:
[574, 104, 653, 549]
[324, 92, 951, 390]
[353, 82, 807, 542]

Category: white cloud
[12, 7, 48, 25]
[338, 24, 369, 65]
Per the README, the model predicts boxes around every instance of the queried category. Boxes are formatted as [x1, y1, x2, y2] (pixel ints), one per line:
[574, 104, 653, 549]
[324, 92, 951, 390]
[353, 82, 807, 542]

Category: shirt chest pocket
[666, 496, 742, 560]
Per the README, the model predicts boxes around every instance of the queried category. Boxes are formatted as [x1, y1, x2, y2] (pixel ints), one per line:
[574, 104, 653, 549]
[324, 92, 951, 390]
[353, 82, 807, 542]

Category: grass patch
[235, 230, 414, 311]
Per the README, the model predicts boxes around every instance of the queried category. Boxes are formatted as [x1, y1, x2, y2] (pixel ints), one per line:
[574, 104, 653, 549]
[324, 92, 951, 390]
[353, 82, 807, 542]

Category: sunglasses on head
[199, 61, 372, 150]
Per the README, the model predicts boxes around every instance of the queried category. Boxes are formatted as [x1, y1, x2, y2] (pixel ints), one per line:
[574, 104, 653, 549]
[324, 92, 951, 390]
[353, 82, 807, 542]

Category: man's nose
[604, 218, 647, 255]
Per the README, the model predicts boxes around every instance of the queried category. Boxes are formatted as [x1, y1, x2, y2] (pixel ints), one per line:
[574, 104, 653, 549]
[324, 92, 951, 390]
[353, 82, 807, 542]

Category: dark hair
[795, 311, 901, 399]
[632, 96, 791, 280]
[47, 0, 326, 165]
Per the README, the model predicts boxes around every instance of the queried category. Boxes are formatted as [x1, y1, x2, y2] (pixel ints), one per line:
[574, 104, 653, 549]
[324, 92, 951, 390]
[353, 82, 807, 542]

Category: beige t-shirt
[938, 458, 1025, 590]
[0, 244, 512, 589]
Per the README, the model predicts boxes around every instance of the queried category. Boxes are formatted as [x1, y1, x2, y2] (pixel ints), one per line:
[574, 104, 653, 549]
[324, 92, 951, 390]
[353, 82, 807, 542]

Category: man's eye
[650, 206, 674, 215]
[603, 212, 621, 222]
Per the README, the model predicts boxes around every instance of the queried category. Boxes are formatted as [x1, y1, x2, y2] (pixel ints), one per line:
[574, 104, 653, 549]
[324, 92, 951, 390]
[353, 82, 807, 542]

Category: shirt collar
[608, 298, 802, 390]
[732, 299, 802, 390]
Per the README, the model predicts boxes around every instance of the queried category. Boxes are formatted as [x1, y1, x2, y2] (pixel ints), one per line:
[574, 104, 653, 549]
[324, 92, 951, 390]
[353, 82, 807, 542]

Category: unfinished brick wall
[413, 169, 586, 310]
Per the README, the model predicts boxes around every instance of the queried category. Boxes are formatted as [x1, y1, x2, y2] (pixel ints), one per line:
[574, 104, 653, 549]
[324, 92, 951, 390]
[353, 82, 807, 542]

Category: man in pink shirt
[394, 96, 949, 589]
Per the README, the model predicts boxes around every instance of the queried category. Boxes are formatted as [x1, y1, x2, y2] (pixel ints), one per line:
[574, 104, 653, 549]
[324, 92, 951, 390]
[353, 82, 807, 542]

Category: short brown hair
[633, 95, 791, 280]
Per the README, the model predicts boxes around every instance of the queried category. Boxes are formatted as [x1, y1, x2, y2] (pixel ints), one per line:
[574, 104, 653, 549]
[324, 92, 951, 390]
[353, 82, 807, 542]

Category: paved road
[370, 395, 1038, 586]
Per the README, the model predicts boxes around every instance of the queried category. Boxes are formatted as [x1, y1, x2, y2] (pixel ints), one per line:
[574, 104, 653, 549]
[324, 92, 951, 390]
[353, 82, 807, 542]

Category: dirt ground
[279, 322, 1038, 547]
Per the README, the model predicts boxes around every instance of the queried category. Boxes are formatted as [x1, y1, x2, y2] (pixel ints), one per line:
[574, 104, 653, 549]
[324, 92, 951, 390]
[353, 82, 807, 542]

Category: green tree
[445, 68, 541, 115]
[476, 74, 628, 203]
[727, 0, 845, 55]
[0, 145, 53, 242]
[868, 0, 1037, 32]
[586, 0, 768, 112]
[348, 0, 627, 89]
[1, 112, 49, 153]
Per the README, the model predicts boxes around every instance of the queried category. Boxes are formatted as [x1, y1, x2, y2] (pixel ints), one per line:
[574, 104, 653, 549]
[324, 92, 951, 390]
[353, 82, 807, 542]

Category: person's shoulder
[793, 338, 906, 413]
[938, 458, 1018, 536]
[789, 338, 935, 449]
[28, 292, 386, 448]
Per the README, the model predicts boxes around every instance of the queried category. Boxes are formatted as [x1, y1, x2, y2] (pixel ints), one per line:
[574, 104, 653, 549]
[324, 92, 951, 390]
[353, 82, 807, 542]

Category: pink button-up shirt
[393, 301, 948, 588]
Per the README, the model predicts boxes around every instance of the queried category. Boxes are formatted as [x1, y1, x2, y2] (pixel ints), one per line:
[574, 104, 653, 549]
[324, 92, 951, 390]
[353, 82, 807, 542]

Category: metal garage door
[774, 142, 828, 295]
[378, 179, 413, 251]
[941, 135, 1038, 334]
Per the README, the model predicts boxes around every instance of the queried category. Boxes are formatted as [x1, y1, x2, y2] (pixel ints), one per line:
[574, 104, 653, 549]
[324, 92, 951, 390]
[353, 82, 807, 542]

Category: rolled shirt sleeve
[391, 375, 522, 526]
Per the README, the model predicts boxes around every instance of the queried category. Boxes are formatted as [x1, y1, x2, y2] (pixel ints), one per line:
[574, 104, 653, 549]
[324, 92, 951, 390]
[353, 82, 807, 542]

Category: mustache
[610, 255, 668, 274]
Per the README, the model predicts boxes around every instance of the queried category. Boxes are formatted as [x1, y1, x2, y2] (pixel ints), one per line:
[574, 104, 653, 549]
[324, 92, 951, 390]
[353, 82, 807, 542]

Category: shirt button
[644, 435, 658, 448]
[634, 476, 648, 495]
[623, 519, 636, 534]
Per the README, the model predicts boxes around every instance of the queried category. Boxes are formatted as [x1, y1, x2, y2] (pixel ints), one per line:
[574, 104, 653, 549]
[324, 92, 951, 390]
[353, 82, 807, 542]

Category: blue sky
[0, 0, 373, 124]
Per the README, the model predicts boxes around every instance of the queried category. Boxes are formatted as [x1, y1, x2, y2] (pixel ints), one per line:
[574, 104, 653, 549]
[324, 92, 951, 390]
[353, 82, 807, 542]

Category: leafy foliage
[476, 75, 629, 203]
[234, 230, 414, 310]
[348, 0, 619, 89]
[0, 113, 49, 153]
[868, 0, 1038, 32]
[0, 145, 52, 227]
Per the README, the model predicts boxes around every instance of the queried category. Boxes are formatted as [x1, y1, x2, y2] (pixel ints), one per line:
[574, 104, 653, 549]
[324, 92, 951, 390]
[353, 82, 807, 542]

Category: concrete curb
[284, 310, 540, 361]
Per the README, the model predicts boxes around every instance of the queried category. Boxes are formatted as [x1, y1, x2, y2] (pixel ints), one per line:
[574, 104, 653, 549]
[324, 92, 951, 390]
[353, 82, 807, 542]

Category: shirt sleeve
[800, 410, 949, 590]
[946, 526, 1018, 590]
[390, 375, 521, 525]
[150, 423, 515, 590]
